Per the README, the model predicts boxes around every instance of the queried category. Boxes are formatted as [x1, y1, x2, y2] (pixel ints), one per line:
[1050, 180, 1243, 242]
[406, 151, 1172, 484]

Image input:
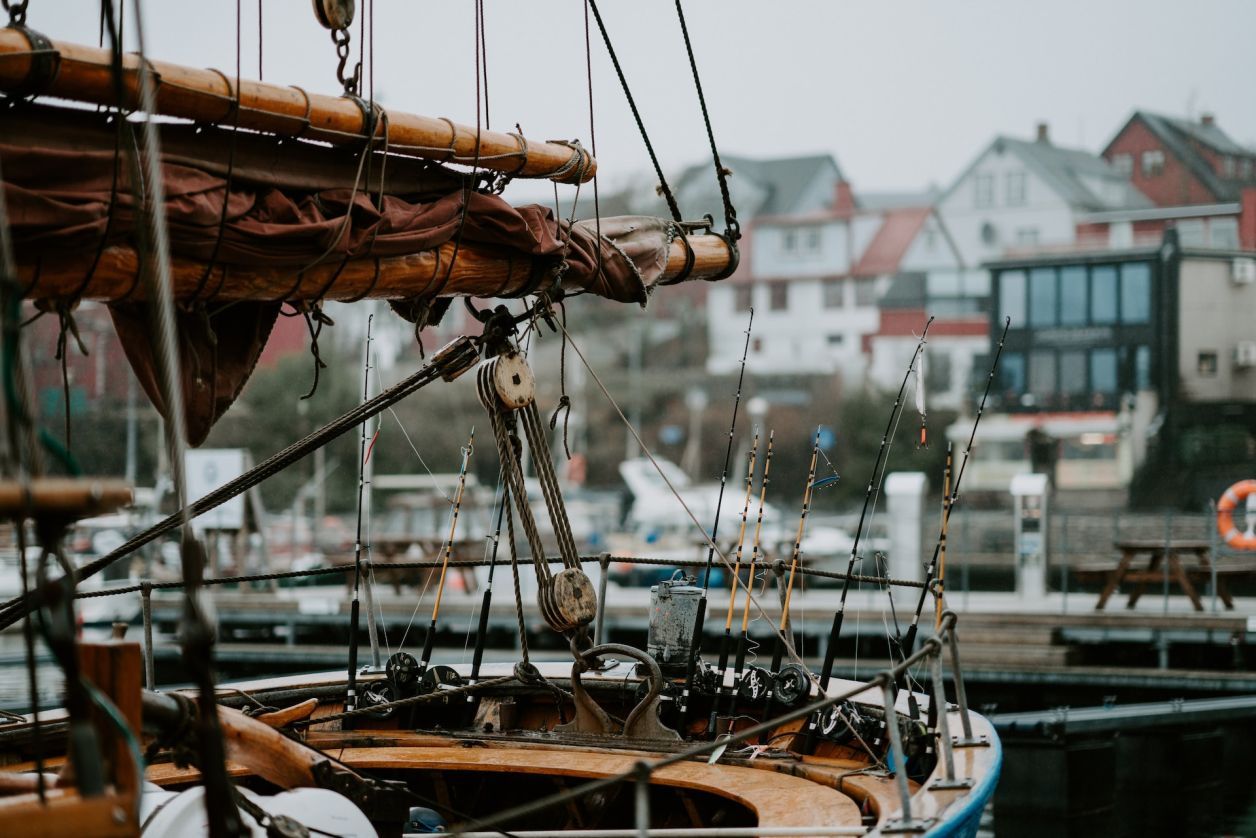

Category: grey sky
[55, 1, 1255, 198]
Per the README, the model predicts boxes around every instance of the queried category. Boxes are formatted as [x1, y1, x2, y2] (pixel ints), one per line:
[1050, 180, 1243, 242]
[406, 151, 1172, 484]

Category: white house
[936, 123, 1149, 268]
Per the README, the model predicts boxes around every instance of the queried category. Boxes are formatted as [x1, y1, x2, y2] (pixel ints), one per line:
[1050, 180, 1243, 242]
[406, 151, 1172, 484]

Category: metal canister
[647, 571, 703, 672]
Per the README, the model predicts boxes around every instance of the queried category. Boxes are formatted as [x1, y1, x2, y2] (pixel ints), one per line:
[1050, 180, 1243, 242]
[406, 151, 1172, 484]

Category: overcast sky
[55, 1, 1256, 198]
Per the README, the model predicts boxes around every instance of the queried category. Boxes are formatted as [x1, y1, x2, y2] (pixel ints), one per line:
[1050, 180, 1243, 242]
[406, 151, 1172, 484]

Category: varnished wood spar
[0, 478, 133, 518]
[0, 29, 592, 184]
[17, 235, 733, 303]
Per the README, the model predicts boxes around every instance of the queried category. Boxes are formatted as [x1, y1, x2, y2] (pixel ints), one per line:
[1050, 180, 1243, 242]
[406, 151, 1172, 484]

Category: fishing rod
[466, 475, 508, 720]
[706, 433, 758, 737]
[418, 429, 475, 679]
[678, 309, 753, 732]
[813, 317, 933, 696]
[344, 314, 375, 714]
[768, 428, 822, 677]
[935, 445, 953, 629]
[726, 429, 774, 720]
[898, 316, 1009, 659]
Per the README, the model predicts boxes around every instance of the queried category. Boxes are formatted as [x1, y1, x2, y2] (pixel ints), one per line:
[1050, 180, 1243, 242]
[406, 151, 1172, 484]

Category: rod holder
[927, 644, 971, 790]
[945, 621, 988, 748]
[879, 680, 932, 834]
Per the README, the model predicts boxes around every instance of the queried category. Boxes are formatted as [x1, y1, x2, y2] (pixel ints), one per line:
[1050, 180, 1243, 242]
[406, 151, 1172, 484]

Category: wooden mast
[14, 235, 734, 303]
[0, 29, 594, 184]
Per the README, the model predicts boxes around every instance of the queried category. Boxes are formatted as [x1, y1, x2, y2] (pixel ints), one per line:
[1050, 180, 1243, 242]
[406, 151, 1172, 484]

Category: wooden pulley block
[538, 567, 597, 633]
[491, 352, 536, 410]
[312, 0, 355, 30]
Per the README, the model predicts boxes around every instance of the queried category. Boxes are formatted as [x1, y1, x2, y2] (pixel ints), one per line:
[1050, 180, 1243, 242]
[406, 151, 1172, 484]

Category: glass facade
[1059, 266, 1087, 326]
[1028, 268, 1056, 327]
[1091, 266, 1118, 324]
[992, 258, 1158, 411]
[999, 270, 1026, 325]
[1120, 263, 1151, 324]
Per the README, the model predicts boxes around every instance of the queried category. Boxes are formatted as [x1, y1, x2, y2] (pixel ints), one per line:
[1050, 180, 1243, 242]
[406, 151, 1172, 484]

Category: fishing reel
[814, 700, 876, 748]
[358, 652, 420, 720]
[772, 664, 812, 708]
[736, 665, 771, 704]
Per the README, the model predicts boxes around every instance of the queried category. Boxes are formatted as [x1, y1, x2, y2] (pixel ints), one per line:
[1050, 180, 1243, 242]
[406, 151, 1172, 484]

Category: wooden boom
[0, 28, 593, 183]
[17, 234, 733, 303]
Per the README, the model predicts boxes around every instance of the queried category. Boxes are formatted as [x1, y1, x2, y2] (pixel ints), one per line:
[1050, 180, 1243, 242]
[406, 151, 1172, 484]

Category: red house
[1102, 111, 1256, 208]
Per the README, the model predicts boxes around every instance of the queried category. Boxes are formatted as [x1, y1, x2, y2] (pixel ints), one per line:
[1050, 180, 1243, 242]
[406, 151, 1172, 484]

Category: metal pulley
[312, 0, 355, 30]
[477, 350, 597, 636]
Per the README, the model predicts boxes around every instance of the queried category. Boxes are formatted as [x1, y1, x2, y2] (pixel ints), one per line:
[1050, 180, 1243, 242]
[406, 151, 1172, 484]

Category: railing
[436, 609, 983, 837]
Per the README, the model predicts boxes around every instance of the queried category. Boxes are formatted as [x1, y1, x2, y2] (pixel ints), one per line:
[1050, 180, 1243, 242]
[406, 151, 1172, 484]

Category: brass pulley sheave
[477, 352, 596, 635]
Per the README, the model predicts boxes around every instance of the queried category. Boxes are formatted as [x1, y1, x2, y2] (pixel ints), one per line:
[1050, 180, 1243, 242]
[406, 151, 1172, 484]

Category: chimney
[1201, 113, 1216, 127]
[1240, 187, 1256, 250]
[833, 180, 857, 217]
[1035, 122, 1050, 144]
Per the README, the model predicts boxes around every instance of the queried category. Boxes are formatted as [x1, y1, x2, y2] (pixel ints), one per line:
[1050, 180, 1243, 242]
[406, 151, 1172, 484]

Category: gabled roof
[1106, 111, 1254, 202]
[942, 134, 1149, 213]
[996, 136, 1150, 212]
[673, 153, 843, 219]
[851, 207, 931, 276]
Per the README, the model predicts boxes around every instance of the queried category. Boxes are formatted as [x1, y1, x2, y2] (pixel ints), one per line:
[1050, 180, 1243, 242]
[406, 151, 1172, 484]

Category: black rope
[673, 0, 739, 241]
[547, 302, 572, 460]
[587, 0, 681, 222]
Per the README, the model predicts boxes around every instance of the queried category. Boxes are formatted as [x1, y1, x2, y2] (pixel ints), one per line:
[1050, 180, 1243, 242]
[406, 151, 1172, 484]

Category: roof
[672, 153, 843, 219]
[851, 206, 931, 276]
[1108, 111, 1254, 202]
[993, 136, 1151, 212]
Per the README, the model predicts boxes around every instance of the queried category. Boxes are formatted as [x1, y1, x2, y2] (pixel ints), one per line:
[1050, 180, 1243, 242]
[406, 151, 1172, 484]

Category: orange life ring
[1217, 479, 1256, 550]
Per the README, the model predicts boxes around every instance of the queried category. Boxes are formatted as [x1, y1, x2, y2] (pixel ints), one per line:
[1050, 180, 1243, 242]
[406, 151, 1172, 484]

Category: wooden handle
[0, 28, 593, 183]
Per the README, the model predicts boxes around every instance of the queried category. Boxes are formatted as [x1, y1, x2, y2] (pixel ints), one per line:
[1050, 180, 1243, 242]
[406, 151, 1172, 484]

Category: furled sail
[0, 50, 733, 443]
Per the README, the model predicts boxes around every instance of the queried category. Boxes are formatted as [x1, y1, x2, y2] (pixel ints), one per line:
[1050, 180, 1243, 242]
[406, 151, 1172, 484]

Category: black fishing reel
[772, 664, 811, 708]
[815, 700, 875, 747]
[359, 679, 399, 720]
[736, 666, 771, 704]
[387, 652, 421, 693]
[420, 664, 465, 699]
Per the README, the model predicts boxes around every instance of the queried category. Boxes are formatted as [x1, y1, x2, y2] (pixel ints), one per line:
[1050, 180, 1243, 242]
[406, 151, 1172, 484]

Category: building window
[1016, 228, 1039, 246]
[1091, 265, 1118, 324]
[999, 270, 1027, 326]
[1211, 218, 1240, 249]
[1059, 266, 1088, 325]
[926, 352, 953, 393]
[734, 284, 753, 312]
[827, 334, 844, 347]
[980, 222, 999, 246]
[1060, 350, 1087, 395]
[1223, 156, 1236, 178]
[1141, 150, 1165, 177]
[974, 173, 995, 208]
[1242, 158, 1253, 180]
[804, 228, 822, 252]
[1135, 345, 1152, 390]
[1029, 350, 1057, 404]
[1005, 171, 1027, 206]
[822, 278, 845, 308]
[1090, 348, 1118, 393]
[1176, 219, 1206, 246]
[1112, 153, 1134, 176]
[1119, 263, 1152, 324]
[1028, 267, 1057, 327]
[853, 278, 878, 307]
[769, 283, 789, 311]
[782, 231, 797, 253]
[1001, 352, 1026, 395]
[1197, 351, 1218, 377]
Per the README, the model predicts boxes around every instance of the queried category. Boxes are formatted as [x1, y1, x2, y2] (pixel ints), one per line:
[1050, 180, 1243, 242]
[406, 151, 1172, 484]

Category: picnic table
[1087, 539, 1241, 611]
